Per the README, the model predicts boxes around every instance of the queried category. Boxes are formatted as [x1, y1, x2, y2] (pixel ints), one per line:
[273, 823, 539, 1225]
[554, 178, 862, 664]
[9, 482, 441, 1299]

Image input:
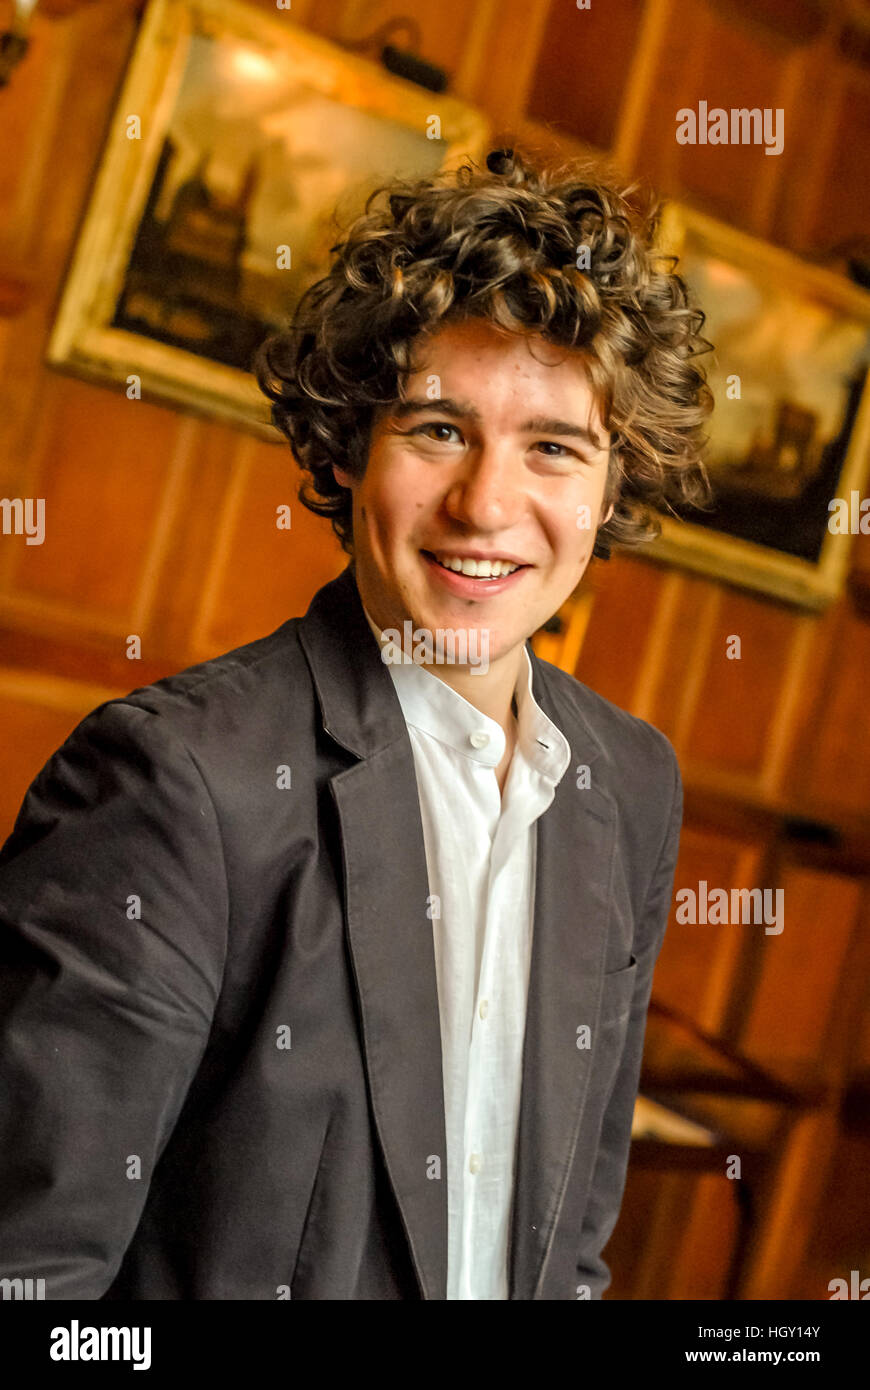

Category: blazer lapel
[299, 566, 448, 1299]
[508, 649, 618, 1300]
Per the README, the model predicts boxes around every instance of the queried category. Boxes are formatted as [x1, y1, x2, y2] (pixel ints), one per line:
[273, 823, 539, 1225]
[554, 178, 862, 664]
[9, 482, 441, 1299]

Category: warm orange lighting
[706, 257, 746, 290]
[226, 45, 281, 86]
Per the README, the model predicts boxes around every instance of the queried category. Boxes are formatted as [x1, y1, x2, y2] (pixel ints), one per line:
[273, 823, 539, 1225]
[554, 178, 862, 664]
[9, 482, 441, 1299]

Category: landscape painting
[48, 0, 489, 433]
[651, 204, 870, 608]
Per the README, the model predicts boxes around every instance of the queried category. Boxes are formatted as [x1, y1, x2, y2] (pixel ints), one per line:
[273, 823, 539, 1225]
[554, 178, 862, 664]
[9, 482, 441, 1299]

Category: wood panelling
[0, 303, 47, 479]
[605, 1163, 743, 1299]
[679, 590, 806, 785]
[665, 1173, 743, 1299]
[459, 0, 552, 131]
[572, 556, 832, 809]
[0, 13, 77, 268]
[740, 1105, 842, 1298]
[188, 433, 345, 657]
[799, 1126, 870, 1297]
[634, 2, 795, 233]
[526, 0, 645, 154]
[1, 375, 193, 634]
[790, 601, 870, 821]
[771, 54, 849, 255]
[605, 1168, 692, 1298]
[305, 0, 482, 94]
[709, 0, 828, 47]
[573, 554, 669, 712]
[738, 866, 865, 1080]
[652, 823, 764, 1032]
[793, 71, 870, 258]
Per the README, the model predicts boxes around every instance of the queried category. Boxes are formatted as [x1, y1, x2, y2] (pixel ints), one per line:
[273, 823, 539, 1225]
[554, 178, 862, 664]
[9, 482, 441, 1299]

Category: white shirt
[362, 607, 570, 1299]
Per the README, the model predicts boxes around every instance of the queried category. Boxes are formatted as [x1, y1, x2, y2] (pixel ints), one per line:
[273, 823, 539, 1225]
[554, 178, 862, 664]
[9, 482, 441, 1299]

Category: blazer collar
[298, 564, 617, 1300]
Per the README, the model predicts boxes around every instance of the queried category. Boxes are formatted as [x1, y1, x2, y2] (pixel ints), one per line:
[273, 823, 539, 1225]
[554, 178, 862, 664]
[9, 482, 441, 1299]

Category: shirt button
[478, 999, 489, 1019]
[469, 731, 490, 749]
[469, 1153, 482, 1175]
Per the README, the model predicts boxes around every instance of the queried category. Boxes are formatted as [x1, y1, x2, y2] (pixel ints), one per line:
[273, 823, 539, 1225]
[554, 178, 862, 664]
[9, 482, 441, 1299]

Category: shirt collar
[361, 604, 570, 784]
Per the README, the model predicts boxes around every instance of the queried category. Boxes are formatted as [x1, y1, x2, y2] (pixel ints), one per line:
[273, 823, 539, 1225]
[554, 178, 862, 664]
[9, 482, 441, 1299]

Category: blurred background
[1, 0, 869, 1300]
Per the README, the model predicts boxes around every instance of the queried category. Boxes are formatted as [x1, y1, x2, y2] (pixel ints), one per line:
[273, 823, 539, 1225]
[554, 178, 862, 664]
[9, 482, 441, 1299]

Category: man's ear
[332, 463, 353, 490]
[601, 500, 614, 527]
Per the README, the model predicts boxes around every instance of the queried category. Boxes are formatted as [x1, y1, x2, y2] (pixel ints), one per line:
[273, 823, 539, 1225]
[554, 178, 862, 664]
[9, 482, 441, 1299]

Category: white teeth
[434, 555, 520, 578]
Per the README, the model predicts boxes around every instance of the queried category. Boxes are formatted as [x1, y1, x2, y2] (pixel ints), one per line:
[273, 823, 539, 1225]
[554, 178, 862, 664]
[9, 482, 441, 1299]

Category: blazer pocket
[582, 958, 639, 1114]
[599, 955, 638, 1027]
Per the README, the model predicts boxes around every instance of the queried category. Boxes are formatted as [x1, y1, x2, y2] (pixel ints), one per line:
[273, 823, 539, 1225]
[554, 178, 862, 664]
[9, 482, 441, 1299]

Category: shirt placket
[455, 760, 498, 1299]
[459, 761, 545, 1300]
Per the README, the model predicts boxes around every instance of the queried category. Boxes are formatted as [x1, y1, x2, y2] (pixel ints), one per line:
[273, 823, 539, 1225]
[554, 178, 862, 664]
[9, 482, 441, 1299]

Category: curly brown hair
[255, 146, 713, 559]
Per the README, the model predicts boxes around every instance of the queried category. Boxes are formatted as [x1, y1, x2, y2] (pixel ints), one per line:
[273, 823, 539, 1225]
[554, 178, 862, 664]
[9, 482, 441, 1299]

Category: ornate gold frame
[47, 0, 489, 437]
[651, 203, 870, 610]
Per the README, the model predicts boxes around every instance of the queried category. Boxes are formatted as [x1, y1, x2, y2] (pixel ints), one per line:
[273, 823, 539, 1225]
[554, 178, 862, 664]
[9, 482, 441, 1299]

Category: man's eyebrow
[389, 396, 482, 423]
[388, 398, 607, 451]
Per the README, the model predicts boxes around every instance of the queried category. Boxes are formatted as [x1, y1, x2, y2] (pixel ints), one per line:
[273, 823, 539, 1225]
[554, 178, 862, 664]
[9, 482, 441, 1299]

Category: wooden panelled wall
[1, 0, 869, 1300]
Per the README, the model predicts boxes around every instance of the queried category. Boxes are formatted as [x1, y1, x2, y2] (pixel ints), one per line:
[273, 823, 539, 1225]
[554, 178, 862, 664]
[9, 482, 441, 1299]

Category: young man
[0, 148, 711, 1300]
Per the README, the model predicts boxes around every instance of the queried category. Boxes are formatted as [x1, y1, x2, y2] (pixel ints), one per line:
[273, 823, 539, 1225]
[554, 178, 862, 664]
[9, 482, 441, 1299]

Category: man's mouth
[421, 550, 528, 580]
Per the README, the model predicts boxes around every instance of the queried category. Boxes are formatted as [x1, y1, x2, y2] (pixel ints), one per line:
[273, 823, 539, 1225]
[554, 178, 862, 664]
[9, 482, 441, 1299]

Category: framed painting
[650, 203, 870, 609]
[47, 0, 489, 435]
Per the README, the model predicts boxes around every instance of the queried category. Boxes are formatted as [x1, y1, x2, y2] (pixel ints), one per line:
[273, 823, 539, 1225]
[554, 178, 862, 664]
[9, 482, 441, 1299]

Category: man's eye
[409, 422, 461, 442]
[535, 441, 573, 458]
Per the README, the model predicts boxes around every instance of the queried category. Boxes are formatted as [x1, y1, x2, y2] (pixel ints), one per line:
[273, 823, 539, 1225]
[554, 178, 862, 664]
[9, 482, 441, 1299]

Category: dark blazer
[0, 564, 682, 1300]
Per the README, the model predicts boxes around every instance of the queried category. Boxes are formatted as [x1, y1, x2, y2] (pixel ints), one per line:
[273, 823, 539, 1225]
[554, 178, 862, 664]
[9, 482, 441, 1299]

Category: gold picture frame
[650, 203, 870, 610]
[47, 0, 489, 437]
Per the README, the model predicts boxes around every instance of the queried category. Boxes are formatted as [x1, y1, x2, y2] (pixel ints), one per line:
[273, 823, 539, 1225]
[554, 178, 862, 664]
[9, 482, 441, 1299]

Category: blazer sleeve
[574, 742, 683, 1299]
[0, 699, 229, 1298]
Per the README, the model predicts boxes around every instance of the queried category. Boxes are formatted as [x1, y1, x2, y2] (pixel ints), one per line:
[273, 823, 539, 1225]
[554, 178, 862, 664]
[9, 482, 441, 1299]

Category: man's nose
[442, 444, 526, 532]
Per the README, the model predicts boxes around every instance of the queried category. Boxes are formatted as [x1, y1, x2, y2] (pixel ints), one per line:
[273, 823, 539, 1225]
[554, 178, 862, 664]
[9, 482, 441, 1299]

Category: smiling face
[333, 317, 614, 685]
